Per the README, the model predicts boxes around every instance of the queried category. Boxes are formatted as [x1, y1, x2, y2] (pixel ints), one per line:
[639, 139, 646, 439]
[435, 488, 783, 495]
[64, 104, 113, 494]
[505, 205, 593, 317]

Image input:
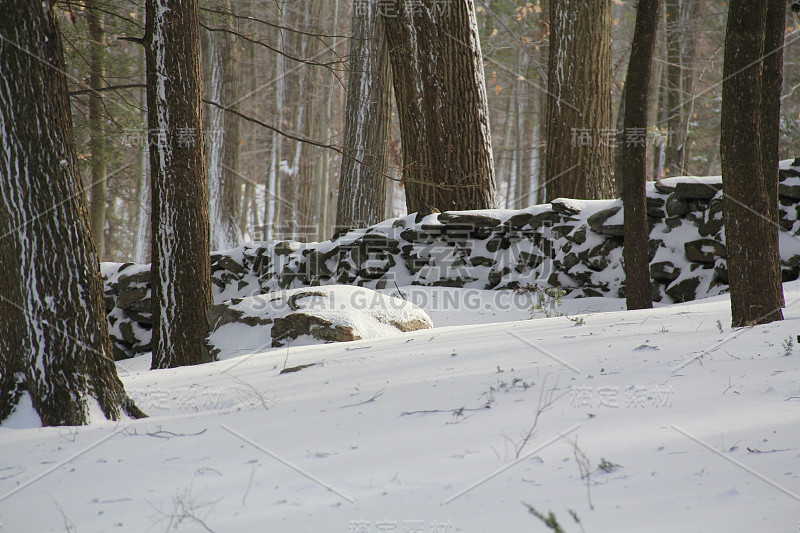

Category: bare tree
[145, 0, 214, 368]
[721, 0, 783, 327]
[383, 0, 497, 213]
[622, 0, 659, 310]
[0, 1, 144, 425]
[545, 0, 614, 201]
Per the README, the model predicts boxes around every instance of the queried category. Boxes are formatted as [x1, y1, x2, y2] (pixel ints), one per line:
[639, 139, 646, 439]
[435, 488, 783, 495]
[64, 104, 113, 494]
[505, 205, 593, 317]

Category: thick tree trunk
[545, 0, 614, 201]
[383, 0, 497, 213]
[622, 0, 659, 311]
[0, 2, 143, 425]
[146, 0, 214, 368]
[336, 0, 392, 231]
[721, 0, 783, 327]
[87, 2, 107, 260]
[762, 0, 787, 308]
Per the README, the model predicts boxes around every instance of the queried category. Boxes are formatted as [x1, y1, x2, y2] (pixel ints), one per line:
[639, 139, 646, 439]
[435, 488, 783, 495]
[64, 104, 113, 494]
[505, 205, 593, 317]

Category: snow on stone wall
[103, 158, 800, 359]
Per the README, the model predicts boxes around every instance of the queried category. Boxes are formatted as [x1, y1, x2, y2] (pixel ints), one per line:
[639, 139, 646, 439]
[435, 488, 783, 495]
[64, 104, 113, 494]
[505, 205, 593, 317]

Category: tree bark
[383, 0, 497, 214]
[545, 0, 614, 201]
[663, 0, 684, 176]
[146, 0, 214, 368]
[0, 1, 143, 425]
[762, 0, 787, 308]
[336, 0, 392, 231]
[87, 2, 107, 261]
[203, 0, 242, 250]
[721, 0, 783, 327]
[622, 0, 659, 311]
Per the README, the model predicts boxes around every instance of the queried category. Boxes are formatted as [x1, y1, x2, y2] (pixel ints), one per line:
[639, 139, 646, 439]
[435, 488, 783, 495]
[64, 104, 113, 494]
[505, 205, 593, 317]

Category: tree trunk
[0, 1, 143, 425]
[203, 1, 242, 251]
[622, 0, 659, 311]
[146, 0, 214, 368]
[383, 0, 497, 214]
[336, 0, 392, 231]
[87, 2, 107, 261]
[545, 0, 614, 201]
[721, 0, 783, 327]
[663, 0, 684, 176]
[762, 0, 787, 308]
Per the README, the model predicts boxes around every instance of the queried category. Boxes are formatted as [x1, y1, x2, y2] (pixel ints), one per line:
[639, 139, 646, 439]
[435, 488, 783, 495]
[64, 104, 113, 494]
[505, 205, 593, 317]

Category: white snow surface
[2, 284, 800, 532]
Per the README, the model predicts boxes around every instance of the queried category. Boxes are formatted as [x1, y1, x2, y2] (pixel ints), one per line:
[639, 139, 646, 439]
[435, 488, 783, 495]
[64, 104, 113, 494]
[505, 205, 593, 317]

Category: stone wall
[104, 158, 800, 359]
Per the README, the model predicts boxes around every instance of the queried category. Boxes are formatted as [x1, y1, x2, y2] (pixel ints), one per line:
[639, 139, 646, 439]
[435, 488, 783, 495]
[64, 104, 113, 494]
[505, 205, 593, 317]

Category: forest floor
[1, 283, 799, 532]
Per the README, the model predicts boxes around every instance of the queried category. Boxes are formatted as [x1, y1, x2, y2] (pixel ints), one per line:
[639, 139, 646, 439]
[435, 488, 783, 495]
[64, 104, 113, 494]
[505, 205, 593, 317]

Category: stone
[470, 256, 496, 267]
[275, 241, 300, 255]
[272, 314, 358, 346]
[551, 224, 576, 239]
[116, 286, 148, 310]
[567, 225, 587, 245]
[664, 216, 683, 230]
[587, 206, 623, 236]
[551, 199, 582, 216]
[212, 255, 247, 276]
[528, 210, 563, 229]
[665, 194, 690, 217]
[684, 239, 726, 263]
[437, 212, 501, 228]
[650, 261, 681, 282]
[778, 183, 800, 199]
[673, 181, 722, 199]
[654, 180, 676, 194]
[665, 276, 701, 302]
[646, 196, 666, 218]
[506, 212, 535, 229]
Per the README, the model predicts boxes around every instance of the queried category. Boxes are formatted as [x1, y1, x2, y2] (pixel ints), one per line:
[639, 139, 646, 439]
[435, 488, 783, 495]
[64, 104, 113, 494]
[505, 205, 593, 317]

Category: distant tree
[0, 1, 144, 425]
[336, 0, 392, 230]
[383, 0, 497, 213]
[622, 0, 659, 311]
[145, 0, 214, 368]
[545, 0, 614, 201]
[721, 0, 783, 327]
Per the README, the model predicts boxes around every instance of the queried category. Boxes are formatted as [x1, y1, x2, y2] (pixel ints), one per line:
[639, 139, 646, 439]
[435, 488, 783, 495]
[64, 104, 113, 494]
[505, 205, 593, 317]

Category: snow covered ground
[2, 283, 799, 532]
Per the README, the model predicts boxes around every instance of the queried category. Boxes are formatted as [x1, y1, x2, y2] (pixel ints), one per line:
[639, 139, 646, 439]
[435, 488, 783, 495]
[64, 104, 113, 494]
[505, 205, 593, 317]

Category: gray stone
[470, 256, 496, 267]
[506, 212, 535, 230]
[778, 183, 800, 199]
[438, 212, 501, 227]
[665, 276, 701, 302]
[275, 241, 299, 255]
[650, 261, 681, 282]
[665, 194, 690, 217]
[587, 206, 623, 236]
[673, 181, 722, 199]
[684, 239, 726, 263]
[551, 199, 581, 216]
[272, 313, 358, 347]
[646, 196, 666, 218]
[654, 180, 676, 194]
